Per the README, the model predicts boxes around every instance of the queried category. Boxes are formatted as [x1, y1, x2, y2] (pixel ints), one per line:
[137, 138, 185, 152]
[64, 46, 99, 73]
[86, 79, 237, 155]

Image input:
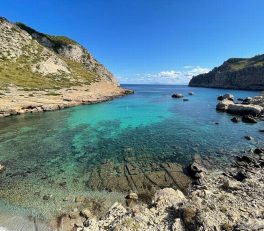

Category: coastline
[0, 81, 134, 118]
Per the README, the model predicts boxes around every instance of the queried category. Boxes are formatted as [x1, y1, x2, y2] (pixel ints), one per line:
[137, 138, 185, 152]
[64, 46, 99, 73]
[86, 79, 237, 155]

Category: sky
[1, 0, 264, 84]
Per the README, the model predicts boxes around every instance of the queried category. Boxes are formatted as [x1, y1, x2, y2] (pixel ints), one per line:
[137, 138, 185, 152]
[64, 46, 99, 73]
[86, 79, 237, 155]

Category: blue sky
[1, 0, 264, 84]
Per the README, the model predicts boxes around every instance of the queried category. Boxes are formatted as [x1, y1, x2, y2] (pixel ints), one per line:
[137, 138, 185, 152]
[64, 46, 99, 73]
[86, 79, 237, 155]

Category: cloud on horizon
[118, 66, 210, 84]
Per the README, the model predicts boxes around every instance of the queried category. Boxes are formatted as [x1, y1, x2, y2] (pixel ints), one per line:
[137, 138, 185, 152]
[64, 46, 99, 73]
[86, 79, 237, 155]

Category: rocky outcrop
[189, 55, 264, 90]
[216, 94, 264, 119]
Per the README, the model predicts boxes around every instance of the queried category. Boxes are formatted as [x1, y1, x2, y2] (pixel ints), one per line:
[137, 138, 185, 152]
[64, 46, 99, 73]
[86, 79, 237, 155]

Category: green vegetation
[16, 22, 78, 49]
[227, 55, 264, 71]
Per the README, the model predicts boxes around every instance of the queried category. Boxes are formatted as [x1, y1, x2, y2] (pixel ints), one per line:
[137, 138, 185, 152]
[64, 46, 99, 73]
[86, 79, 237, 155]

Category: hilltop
[0, 17, 131, 117]
[189, 54, 264, 90]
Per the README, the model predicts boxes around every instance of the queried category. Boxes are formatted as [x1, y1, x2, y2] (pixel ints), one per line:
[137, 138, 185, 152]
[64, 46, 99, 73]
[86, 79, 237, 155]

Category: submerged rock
[188, 92, 194, 95]
[244, 135, 253, 140]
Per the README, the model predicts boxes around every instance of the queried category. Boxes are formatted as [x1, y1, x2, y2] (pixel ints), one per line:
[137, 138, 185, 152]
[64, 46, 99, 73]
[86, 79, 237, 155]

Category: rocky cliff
[0, 17, 131, 117]
[189, 55, 264, 90]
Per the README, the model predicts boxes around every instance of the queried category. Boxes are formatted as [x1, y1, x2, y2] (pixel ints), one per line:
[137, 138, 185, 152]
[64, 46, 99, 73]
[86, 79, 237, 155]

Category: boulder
[231, 117, 240, 123]
[172, 93, 183, 98]
[183, 98, 189, 101]
[216, 99, 234, 111]
[223, 94, 234, 101]
[217, 95, 224, 101]
[153, 188, 187, 208]
[125, 192, 138, 208]
[188, 92, 194, 95]
[242, 115, 258, 123]
[227, 104, 263, 116]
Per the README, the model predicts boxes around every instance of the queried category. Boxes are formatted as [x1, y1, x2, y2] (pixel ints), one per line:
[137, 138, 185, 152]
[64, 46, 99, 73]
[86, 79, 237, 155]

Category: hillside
[0, 17, 130, 117]
[189, 54, 264, 90]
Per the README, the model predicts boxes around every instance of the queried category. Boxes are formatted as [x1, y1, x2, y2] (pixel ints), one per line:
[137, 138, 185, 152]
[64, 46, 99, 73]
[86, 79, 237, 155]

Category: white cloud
[117, 66, 210, 84]
[158, 70, 179, 78]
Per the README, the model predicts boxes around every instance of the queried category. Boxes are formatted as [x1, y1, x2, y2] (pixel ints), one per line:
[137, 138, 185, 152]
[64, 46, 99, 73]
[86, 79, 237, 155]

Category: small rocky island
[189, 55, 264, 90]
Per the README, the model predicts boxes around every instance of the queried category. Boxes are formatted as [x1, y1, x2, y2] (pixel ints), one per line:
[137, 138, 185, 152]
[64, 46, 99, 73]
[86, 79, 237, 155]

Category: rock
[227, 104, 263, 116]
[254, 148, 263, 154]
[231, 117, 240, 123]
[234, 170, 249, 182]
[243, 97, 253, 104]
[153, 188, 187, 208]
[0, 163, 5, 173]
[236, 155, 253, 163]
[183, 98, 189, 101]
[42, 104, 59, 111]
[80, 208, 92, 219]
[259, 129, 264, 132]
[125, 192, 138, 208]
[221, 223, 233, 231]
[180, 206, 199, 230]
[172, 93, 183, 98]
[242, 115, 258, 123]
[223, 94, 234, 101]
[217, 95, 224, 101]
[244, 135, 253, 140]
[188, 92, 194, 95]
[222, 179, 240, 191]
[237, 98, 244, 101]
[216, 99, 234, 111]
[43, 194, 52, 200]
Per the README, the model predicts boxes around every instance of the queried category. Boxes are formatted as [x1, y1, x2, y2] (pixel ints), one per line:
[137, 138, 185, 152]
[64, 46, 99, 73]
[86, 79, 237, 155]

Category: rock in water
[227, 104, 263, 116]
[172, 93, 183, 98]
[242, 115, 258, 123]
[244, 135, 253, 140]
[188, 92, 194, 95]
[216, 99, 234, 111]
[231, 117, 240, 123]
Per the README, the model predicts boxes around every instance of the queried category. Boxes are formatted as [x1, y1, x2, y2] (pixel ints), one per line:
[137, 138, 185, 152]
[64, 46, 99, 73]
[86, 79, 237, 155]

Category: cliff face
[0, 17, 131, 117]
[189, 55, 264, 90]
[0, 17, 119, 89]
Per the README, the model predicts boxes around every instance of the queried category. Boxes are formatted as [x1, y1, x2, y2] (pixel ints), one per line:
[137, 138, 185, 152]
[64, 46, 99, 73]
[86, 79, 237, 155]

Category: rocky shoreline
[0, 82, 134, 118]
[45, 147, 263, 231]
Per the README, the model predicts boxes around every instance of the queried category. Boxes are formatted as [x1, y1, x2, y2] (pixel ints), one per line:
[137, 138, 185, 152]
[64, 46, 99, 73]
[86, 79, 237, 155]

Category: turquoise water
[0, 84, 263, 219]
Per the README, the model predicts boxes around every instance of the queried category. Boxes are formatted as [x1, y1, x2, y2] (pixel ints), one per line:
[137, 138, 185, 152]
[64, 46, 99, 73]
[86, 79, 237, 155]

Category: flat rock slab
[86, 160, 191, 195]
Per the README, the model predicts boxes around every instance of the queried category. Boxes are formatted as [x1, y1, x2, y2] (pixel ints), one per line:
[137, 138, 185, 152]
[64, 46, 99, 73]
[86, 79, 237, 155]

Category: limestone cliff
[189, 55, 264, 90]
[0, 17, 132, 117]
[0, 17, 119, 89]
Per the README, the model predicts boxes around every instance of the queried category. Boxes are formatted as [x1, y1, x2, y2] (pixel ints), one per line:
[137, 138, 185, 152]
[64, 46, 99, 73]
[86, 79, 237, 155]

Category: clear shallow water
[0, 84, 263, 219]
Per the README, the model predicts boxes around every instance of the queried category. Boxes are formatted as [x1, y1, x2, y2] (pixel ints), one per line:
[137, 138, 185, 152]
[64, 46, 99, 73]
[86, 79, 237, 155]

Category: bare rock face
[15, 22, 119, 86]
[189, 55, 264, 90]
